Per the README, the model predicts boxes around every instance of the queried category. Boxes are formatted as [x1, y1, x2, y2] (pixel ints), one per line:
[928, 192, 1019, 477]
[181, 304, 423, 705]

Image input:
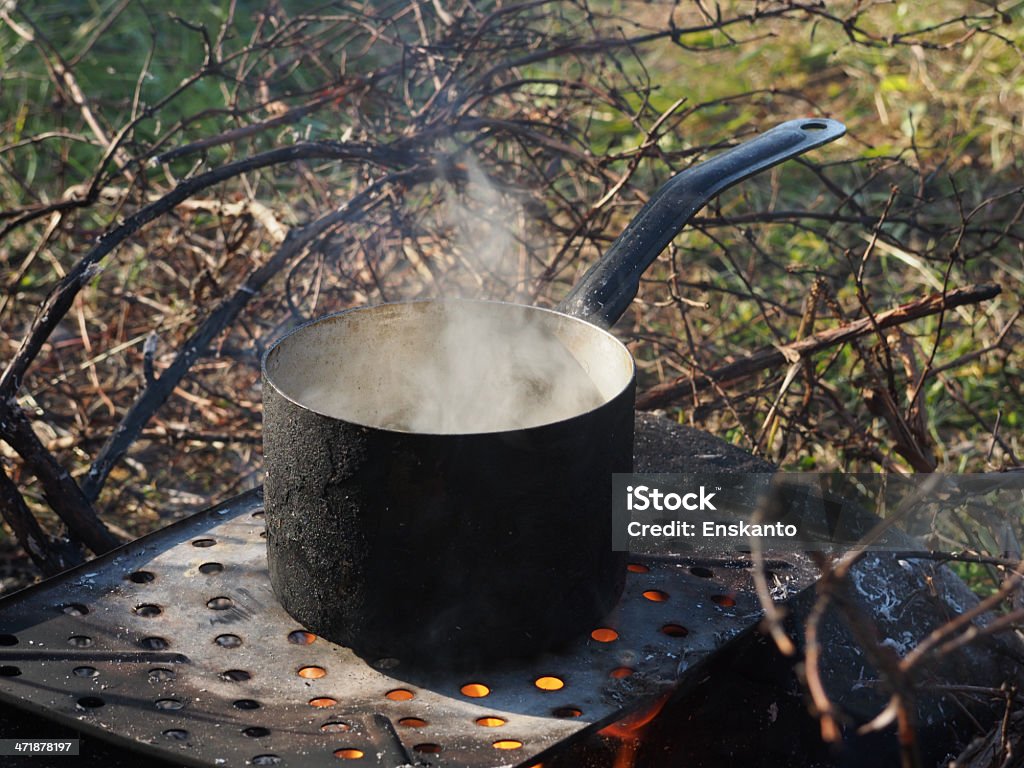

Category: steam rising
[446, 156, 520, 298]
[290, 302, 606, 434]
[276, 156, 619, 434]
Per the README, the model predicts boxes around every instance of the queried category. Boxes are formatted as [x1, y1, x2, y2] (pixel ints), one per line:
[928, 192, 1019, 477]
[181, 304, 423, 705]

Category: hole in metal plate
[148, 668, 175, 683]
[534, 676, 564, 691]
[553, 707, 583, 718]
[333, 749, 364, 759]
[590, 628, 618, 643]
[321, 721, 351, 733]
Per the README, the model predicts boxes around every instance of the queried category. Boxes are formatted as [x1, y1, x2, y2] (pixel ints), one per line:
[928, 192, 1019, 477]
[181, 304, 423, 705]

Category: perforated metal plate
[0, 489, 812, 767]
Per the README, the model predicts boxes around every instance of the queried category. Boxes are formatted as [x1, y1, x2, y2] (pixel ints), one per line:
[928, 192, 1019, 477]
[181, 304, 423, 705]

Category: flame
[599, 692, 672, 768]
[610, 739, 638, 768]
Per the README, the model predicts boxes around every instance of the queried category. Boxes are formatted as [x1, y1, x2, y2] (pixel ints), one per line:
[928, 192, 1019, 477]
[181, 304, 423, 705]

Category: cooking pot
[262, 118, 845, 666]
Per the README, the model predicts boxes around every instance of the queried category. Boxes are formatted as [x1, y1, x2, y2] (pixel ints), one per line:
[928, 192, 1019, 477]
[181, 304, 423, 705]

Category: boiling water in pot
[289, 301, 607, 434]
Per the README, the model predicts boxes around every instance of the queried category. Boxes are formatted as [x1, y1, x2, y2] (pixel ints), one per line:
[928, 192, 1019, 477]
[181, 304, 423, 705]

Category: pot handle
[557, 118, 846, 328]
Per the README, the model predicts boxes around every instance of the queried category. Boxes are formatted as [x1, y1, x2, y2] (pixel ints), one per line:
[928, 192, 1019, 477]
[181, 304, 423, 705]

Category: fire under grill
[0, 488, 813, 767]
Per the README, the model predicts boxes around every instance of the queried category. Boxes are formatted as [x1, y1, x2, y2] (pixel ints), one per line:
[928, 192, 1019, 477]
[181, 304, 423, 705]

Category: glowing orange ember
[590, 628, 619, 642]
[333, 748, 364, 759]
[534, 676, 564, 691]
[475, 716, 506, 727]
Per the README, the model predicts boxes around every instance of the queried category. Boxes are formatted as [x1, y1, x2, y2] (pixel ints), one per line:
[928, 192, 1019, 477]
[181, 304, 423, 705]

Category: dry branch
[153, 80, 371, 163]
[952, 708, 1024, 768]
[637, 284, 1002, 410]
[81, 167, 431, 502]
[0, 463, 80, 575]
[0, 405, 119, 556]
[0, 141, 414, 400]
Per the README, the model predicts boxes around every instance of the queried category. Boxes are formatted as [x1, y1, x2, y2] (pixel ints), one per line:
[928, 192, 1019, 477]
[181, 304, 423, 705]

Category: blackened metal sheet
[0, 489, 813, 767]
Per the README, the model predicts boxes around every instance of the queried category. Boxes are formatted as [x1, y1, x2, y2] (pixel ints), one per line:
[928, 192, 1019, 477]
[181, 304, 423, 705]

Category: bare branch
[0, 141, 415, 400]
[637, 283, 1001, 410]
[0, 462, 83, 575]
[81, 166, 431, 501]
